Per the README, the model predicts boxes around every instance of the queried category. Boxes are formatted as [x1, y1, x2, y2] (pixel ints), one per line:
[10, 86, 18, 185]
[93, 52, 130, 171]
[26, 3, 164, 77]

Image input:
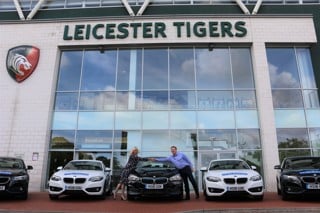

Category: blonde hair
[130, 147, 139, 155]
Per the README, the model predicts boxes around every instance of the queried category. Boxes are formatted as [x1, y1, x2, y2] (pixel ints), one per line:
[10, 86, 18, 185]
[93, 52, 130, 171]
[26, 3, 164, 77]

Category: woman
[113, 147, 144, 200]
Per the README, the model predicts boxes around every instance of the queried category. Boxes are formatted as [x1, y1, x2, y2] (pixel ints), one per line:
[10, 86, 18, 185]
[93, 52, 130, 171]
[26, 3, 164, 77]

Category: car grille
[301, 176, 320, 183]
[141, 177, 168, 184]
[0, 176, 10, 184]
[63, 177, 86, 184]
[224, 178, 247, 184]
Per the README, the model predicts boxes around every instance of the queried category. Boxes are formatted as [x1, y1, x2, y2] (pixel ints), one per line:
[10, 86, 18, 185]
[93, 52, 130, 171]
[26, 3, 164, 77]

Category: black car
[274, 156, 320, 200]
[0, 157, 33, 199]
[127, 158, 183, 200]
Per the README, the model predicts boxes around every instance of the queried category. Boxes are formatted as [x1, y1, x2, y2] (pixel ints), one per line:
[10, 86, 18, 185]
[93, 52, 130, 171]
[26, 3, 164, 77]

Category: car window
[137, 160, 176, 169]
[285, 158, 320, 169]
[209, 160, 250, 170]
[64, 161, 102, 171]
[0, 158, 24, 169]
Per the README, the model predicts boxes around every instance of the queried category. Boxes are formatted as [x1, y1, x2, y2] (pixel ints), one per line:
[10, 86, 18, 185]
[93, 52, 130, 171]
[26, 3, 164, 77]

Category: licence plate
[0, 185, 5, 191]
[227, 186, 244, 191]
[307, 184, 320, 189]
[145, 184, 163, 189]
[65, 185, 82, 190]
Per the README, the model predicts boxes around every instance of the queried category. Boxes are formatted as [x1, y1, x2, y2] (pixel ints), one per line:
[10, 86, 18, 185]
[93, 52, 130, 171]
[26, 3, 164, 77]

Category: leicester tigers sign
[6, 45, 40, 83]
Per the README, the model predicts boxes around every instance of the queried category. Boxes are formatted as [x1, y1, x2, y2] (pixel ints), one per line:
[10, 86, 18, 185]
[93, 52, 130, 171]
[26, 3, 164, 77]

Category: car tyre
[19, 191, 28, 200]
[98, 184, 107, 200]
[281, 185, 289, 201]
[49, 194, 59, 200]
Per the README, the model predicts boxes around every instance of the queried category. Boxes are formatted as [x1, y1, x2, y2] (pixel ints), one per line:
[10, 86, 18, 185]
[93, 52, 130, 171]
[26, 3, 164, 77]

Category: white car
[200, 159, 264, 201]
[48, 160, 112, 200]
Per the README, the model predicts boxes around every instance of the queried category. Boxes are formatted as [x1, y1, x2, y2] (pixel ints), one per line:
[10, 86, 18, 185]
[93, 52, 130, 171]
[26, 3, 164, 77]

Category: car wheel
[281, 185, 289, 201]
[49, 194, 59, 200]
[277, 181, 281, 195]
[106, 181, 112, 196]
[98, 184, 107, 200]
[19, 191, 28, 200]
[127, 193, 135, 201]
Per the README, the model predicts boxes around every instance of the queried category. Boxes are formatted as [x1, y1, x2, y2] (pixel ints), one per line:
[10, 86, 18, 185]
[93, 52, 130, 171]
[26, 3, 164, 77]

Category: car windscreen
[209, 160, 250, 170]
[0, 158, 24, 169]
[284, 158, 320, 170]
[137, 160, 176, 169]
[64, 161, 102, 171]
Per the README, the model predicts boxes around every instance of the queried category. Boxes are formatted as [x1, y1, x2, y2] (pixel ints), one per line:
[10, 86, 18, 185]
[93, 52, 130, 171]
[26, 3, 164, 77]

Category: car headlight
[13, 175, 28, 181]
[250, 175, 262, 181]
[206, 176, 221, 182]
[50, 175, 62, 181]
[89, 176, 104, 182]
[169, 174, 182, 181]
[283, 175, 301, 185]
[128, 174, 140, 182]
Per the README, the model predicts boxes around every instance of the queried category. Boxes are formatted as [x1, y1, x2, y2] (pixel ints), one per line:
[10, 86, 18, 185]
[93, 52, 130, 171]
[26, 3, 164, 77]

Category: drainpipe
[234, 0, 250, 15]
[137, 0, 151, 16]
[13, 0, 25, 20]
[252, 0, 263, 15]
[26, 0, 45, 20]
[121, 0, 135, 16]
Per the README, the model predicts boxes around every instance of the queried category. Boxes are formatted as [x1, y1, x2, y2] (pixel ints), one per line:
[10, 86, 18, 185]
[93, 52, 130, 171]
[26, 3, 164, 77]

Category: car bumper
[204, 181, 264, 197]
[282, 181, 320, 195]
[127, 182, 183, 198]
[48, 180, 105, 196]
[0, 181, 29, 197]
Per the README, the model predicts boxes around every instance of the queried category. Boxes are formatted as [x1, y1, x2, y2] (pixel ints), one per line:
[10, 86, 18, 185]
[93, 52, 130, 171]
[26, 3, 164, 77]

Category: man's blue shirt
[156, 152, 193, 169]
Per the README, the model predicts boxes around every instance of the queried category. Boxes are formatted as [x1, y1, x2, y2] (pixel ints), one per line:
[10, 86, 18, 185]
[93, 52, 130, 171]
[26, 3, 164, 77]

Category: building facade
[1, 0, 320, 192]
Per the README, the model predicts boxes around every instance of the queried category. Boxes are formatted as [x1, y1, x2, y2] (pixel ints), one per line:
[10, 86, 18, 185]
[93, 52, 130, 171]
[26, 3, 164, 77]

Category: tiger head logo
[6, 45, 40, 83]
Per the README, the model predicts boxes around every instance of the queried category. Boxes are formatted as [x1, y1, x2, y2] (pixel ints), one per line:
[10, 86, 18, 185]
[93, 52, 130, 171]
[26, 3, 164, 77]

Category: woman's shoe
[120, 195, 127, 201]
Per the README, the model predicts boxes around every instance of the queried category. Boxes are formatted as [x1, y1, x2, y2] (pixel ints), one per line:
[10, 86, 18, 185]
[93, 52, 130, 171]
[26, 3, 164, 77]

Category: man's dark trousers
[179, 165, 199, 199]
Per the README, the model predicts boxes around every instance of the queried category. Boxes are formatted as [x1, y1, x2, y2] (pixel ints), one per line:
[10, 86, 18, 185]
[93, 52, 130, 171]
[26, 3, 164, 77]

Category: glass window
[50, 130, 75, 149]
[231, 48, 254, 89]
[170, 130, 198, 151]
[78, 112, 114, 130]
[57, 51, 83, 91]
[170, 111, 197, 129]
[115, 91, 129, 110]
[52, 112, 78, 130]
[237, 129, 261, 149]
[141, 130, 170, 152]
[114, 130, 142, 150]
[266, 48, 300, 88]
[304, 90, 320, 108]
[234, 90, 256, 109]
[306, 109, 320, 127]
[278, 149, 311, 163]
[169, 48, 195, 89]
[236, 110, 259, 128]
[170, 90, 196, 109]
[79, 91, 115, 111]
[296, 48, 317, 89]
[81, 50, 117, 91]
[54, 92, 78, 110]
[117, 50, 131, 90]
[115, 112, 141, 130]
[309, 128, 320, 149]
[238, 150, 262, 174]
[274, 110, 306, 128]
[277, 128, 309, 148]
[198, 111, 235, 129]
[142, 91, 169, 110]
[272, 90, 303, 108]
[142, 112, 169, 129]
[198, 129, 237, 150]
[198, 91, 233, 110]
[48, 151, 73, 179]
[196, 48, 232, 89]
[143, 48, 168, 90]
[75, 130, 112, 150]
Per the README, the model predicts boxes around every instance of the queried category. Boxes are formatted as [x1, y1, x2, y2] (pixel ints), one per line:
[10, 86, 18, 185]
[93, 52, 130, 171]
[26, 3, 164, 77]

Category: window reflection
[75, 130, 113, 150]
[79, 91, 115, 111]
[54, 92, 78, 110]
[198, 91, 233, 110]
[142, 91, 169, 110]
[198, 129, 237, 150]
[272, 89, 303, 108]
[277, 128, 309, 148]
[237, 129, 261, 149]
[50, 130, 75, 149]
[170, 90, 196, 109]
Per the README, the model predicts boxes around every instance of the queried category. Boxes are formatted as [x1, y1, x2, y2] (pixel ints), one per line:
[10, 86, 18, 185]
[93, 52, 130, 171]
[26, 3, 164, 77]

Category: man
[153, 146, 199, 200]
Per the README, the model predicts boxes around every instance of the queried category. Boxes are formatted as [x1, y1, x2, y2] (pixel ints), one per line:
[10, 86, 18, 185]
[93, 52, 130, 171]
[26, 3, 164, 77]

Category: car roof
[0, 157, 23, 161]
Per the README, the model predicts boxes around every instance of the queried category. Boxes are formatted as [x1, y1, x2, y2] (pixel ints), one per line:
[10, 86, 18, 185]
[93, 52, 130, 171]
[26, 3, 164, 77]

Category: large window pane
[198, 111, 235, 129]
[196, 48, 232, 89]
[81, 50, 117, 91]
[306, 109, 320, 127]
[272, 90, 303, 108]
[277, 128, 309, 148]
[274, 110, 306, 128]
[234, 91, 256, 109]
[78, 112, 114, 130]
[57, 51, 83, 91]
[237, 129, 261, 149]
[296, 48, 316, 89]
[198, 129, 237, 150]
[142, 91, 168, 110]
[170, 130, 198, 150]
[236, 110, 259, 128]
[309, 128, 320, 149]
[169, 48, 195, 89]
[117, 50, 130, 90]
[75, 130, 112, 150]
[170, 90, 196, 109]
[266, 48, 300, 88]
[198, 91, 233, 110]
[52, 112, 78, 130]
[170, 111, 196, 129]
[141, 130, 170, 152]
[50, 130, 75, 149]
[142, 112, 169, 129]
[54, 92, 78, 110]
[114, 130, 142, 150]
[143, 48, 168, 90]
[231, 48, 254, 89]
[79, 91, 115, 111]
[304, 90, 320, 108]
[115, 112, 141, 130]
